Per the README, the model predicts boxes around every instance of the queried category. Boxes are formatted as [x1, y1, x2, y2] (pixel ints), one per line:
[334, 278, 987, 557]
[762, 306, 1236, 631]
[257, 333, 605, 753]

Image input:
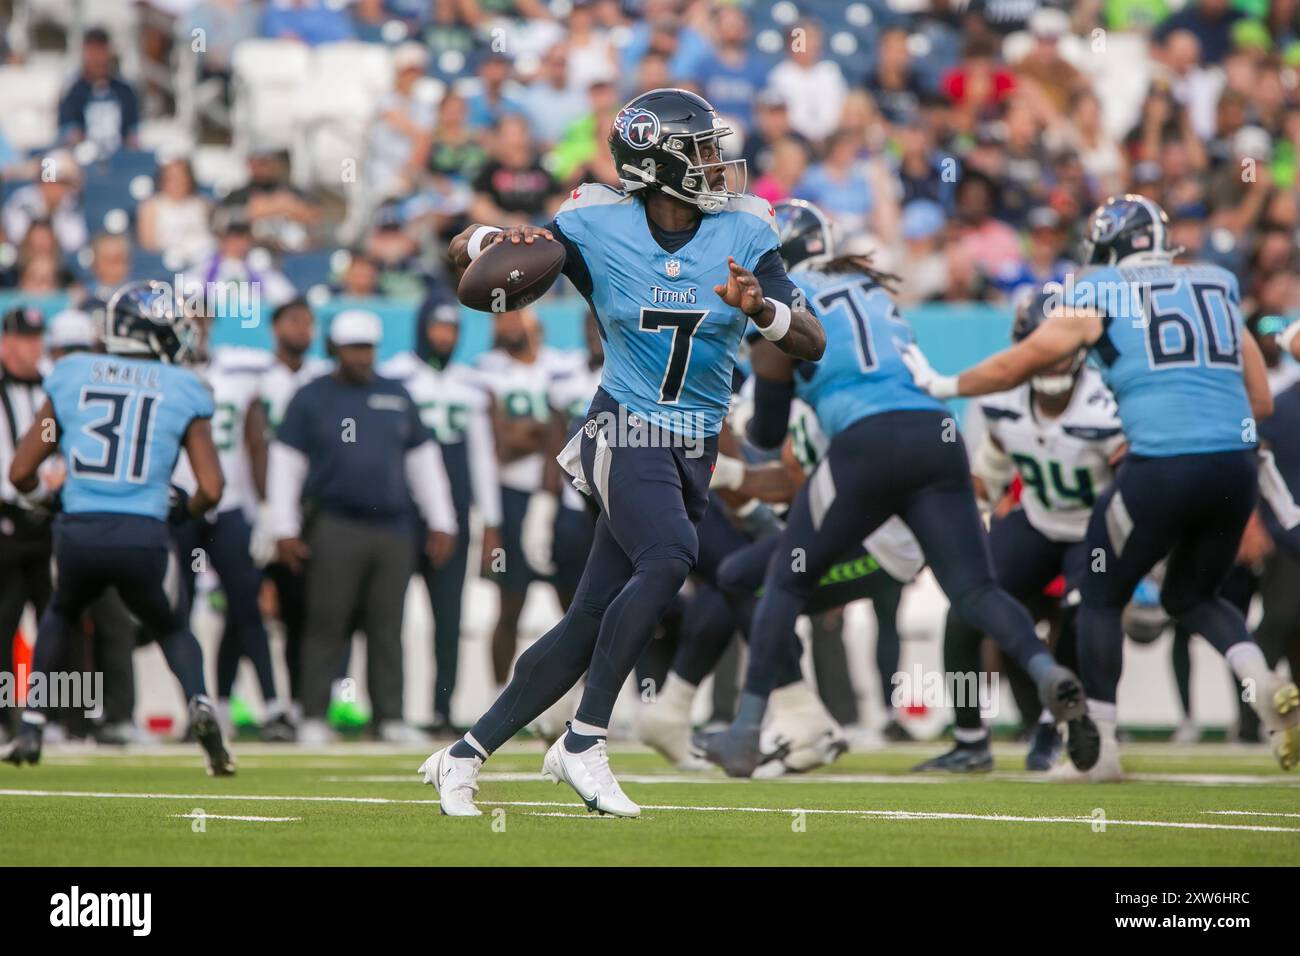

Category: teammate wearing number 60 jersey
[424, 88, 825, 817]
[703, 199, 1097, 778]
[5, 281, 235, 775]
[903, 194, 1300, 778]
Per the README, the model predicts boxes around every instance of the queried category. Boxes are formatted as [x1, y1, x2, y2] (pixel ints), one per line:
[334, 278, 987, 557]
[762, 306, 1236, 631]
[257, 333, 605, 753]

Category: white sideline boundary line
[1, 788, 1297, 834]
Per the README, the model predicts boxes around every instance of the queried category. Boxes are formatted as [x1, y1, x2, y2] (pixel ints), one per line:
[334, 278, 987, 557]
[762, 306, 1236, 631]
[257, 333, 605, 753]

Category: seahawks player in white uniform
[916, 288, 1125, 773]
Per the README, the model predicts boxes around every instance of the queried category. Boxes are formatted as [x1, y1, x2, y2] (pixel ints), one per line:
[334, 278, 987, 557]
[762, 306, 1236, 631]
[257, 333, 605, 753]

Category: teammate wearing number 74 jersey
[903, 194, 1300, 778]
[421, 88, 825, 817]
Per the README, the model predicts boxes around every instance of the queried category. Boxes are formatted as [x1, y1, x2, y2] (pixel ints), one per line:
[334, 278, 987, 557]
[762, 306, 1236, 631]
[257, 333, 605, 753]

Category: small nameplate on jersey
[368, 394, 407, 412]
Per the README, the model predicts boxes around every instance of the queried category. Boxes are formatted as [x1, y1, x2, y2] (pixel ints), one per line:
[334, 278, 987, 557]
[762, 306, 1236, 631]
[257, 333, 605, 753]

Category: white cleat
[419, 747, 483, 817]
[753, 680, 848, 776]
[379, 721, 430, 745]
[541, 735, 640, 818]
[1260, 679, 1300, 771]
[1045, 717, 1122, 783]
[296, 718, 334, 746]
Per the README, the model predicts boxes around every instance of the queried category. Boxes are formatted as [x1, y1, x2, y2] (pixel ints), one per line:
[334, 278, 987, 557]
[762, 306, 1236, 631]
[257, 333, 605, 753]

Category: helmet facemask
[620, 126, 747, 214]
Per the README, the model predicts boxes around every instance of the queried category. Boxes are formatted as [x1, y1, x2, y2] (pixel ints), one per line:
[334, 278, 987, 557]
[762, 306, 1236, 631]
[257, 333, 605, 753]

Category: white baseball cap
[47, 309, 99, 350]
[329, 309, 382, 347]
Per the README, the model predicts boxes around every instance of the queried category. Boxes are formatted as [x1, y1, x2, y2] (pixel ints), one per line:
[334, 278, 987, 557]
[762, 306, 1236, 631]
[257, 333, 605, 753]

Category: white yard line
[171, 813, 301, 823]
[2, 787, 1297, 834]
[1205, 810, 1300, 819]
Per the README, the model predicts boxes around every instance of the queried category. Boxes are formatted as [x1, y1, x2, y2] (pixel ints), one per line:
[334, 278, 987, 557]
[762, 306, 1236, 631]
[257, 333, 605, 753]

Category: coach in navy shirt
[268, 310, 456, 743]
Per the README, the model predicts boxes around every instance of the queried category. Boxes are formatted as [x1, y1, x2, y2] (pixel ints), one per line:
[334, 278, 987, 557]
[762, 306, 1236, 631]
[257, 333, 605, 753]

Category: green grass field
[2, 741, 1297, 866]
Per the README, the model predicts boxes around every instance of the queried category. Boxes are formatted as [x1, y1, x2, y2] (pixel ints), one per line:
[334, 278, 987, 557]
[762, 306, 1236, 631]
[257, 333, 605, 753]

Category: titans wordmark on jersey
[979, 366, 1125, 542]
[45, 352, 215, 521]
[1067, 261, 1252, 457]
[551, 184, 790, 437]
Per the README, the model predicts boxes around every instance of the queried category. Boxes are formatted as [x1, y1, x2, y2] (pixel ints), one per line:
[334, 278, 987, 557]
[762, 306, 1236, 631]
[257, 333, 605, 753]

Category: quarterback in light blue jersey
[905, 194, 1300, 777]
[426, 89, 826, 817]
[6, 282, 235, 775]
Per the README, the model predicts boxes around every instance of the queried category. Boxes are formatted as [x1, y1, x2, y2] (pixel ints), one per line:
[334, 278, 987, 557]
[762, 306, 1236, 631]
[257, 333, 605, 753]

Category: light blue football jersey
[553, 185, 780, 437]
[790, 270, 944, 438]
[45, 352, 215, 520]
[1067, 261, 1253, 457]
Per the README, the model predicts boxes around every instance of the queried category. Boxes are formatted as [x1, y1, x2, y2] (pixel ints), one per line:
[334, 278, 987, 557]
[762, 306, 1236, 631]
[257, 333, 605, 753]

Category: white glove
[900, 344, 960, 399]
[521, 491, 558, 577]
[249, 502, 278, 569]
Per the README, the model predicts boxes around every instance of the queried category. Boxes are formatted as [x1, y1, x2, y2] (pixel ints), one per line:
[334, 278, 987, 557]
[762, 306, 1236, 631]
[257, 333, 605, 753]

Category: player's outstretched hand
[900, 344, 959, 399]
[714, 256, 766, 317]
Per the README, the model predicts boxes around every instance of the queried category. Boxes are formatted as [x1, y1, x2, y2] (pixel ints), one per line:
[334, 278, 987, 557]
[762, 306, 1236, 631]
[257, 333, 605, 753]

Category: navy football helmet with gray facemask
[608, 88, 746, 214]
[104, 281, 204, 365]
[773, 198, 835, 272]
[1080, 194, 1178, 266]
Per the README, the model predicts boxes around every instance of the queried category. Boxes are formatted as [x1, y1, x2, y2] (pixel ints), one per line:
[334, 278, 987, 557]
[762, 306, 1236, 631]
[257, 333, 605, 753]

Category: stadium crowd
[1, 0, 1299, 751]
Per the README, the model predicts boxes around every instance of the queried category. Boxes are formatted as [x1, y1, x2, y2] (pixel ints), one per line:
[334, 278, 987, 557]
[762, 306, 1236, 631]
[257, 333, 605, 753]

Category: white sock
[954, 726, 988, 744]
[655, 672, 698, 715]
[1225, 642, 1280, 730]
[1086, 699, 1117, 723]
[569, 718, 606, 738]
[265, 699, 285, 720]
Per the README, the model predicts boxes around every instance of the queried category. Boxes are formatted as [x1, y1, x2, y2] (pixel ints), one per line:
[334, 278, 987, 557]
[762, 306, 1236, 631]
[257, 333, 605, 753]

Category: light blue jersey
[790, 270, 944, 437]
[45, 352, 215, 520]
[552, 184, 784, 437]
[1067, 261, 1253, 457]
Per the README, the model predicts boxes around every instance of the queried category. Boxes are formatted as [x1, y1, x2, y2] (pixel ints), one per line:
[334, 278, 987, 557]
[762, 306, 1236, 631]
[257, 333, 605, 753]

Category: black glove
[167, 484, 191, 525]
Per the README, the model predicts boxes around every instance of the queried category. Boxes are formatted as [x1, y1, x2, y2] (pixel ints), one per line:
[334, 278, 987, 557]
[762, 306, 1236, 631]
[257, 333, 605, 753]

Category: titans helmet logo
[616, 108, 660, 150]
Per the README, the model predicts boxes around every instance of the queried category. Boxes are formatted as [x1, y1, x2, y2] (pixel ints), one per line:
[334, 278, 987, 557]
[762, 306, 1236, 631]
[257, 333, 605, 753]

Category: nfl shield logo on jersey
[665, 258, 681, 278]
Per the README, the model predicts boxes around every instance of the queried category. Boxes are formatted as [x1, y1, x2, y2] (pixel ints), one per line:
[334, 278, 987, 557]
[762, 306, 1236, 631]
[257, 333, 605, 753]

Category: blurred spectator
[866, 26, 929, 126]
[350, 0, 390, 43]
[753, 137, 809, 205]
[896, 123, 956, 212]
[137, 157, 213, 262]
[742, 89, 810, 179]
[363, 202, 428, 298]
[464, 53, 526, 133]
[990, 205, 1074, 297]
[795, 131, 894, 238]
[894, 200, 951, 307]
[17, 254, 64, 294]
[57, 28, 140, 157]
[335, 250, 381, 297]
[470, 114, 562, 226]
[942, 36, 1016, 123]
[691, 5, 768, 132]
[1062, 90, 1127, 198]
[565, 0, 619, 91]
[1153, 0, 1243, 65]
[767, 21, 847, 143]
[87, 232, 134, 296]
[427, 93, 488, 183]
[368, 43, 437, 200]
[182, 204, 296, 309]
[1014, 9, 1088, 119]
[950, 170, 1023, 281]
[1160, 30, 1225, 140]
[223, 149, 320, 252]
[519, 42, 591, 147]
[548, 77, 621, 184]
[620, 0, 712, 80]
[261, 0, 356, 46]
[2, 152, 88, 255]
[185, 0, 261, 101]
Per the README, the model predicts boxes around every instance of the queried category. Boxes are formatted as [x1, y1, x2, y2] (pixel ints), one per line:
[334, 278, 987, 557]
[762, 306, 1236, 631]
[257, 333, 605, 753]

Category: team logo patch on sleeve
[615, 108, 660, 150]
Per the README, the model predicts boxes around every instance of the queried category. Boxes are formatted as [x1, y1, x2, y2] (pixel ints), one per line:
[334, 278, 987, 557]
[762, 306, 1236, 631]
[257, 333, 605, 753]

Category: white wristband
[1280, 319, 1300, 356]
[467, 226, 502, 261]
[710, 454, 746, 490]
[931, 375, 960, 399]
[757, 297, 791, 341]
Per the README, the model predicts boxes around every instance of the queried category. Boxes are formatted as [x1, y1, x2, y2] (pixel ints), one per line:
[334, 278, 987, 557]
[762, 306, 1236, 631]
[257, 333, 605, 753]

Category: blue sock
[564, 720, 605, 752]
[449, 737, 485, 760]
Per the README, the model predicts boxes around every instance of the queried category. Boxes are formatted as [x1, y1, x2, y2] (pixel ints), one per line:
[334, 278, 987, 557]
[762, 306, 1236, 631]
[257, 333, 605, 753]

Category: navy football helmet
[1013, 285, 1083, 396]
[609, 88, 746, 213]
[103, 281, 201, 365]
[1081, 194, 1176, 266]
[773, 199, 835, 272]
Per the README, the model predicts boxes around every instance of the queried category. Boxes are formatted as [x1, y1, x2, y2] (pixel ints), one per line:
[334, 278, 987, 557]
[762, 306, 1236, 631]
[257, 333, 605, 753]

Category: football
[457, 234, 567, 312]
